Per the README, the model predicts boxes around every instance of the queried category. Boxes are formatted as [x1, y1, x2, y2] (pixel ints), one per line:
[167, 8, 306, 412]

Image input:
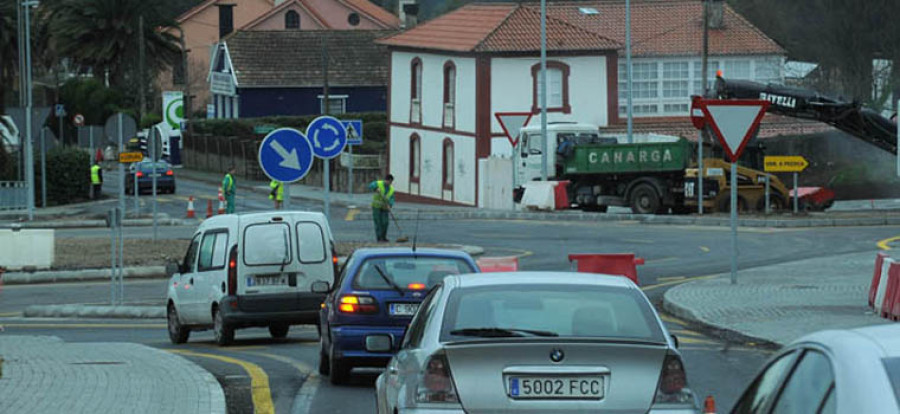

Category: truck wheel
[630, 184, 660, 215]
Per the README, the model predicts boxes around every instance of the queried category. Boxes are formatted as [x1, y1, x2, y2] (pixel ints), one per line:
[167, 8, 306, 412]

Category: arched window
[442, 138, 454, 190]
[409, 134, 421, 183]
[285, 10, 300, 29]
[410, 58, 422, 123]
[442, 61, 456, 128]
[531, 61, 571, 113]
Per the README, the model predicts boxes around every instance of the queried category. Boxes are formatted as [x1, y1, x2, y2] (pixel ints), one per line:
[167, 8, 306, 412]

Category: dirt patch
[54, 239, 451, 270]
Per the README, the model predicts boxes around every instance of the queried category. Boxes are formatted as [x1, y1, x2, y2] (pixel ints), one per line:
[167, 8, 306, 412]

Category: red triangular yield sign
[700, 99, 770, 162]
[495, 112, 533, 148]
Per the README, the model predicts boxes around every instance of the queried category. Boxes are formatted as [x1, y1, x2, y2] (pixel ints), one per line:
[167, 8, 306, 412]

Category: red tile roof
[549, 0, 785, 57]
[379, 1, 783, 56]
[603, 115, 831, 141]
[377, 3, 620, 53]
[341, 0, 401, 28]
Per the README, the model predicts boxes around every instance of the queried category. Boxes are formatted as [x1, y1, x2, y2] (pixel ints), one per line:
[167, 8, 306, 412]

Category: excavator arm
[714, 76, 897, 154]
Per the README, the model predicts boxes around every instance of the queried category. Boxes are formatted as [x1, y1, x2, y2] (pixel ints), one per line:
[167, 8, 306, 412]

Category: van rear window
[243, 223, 291, 266]
[296, 222, 326, 263]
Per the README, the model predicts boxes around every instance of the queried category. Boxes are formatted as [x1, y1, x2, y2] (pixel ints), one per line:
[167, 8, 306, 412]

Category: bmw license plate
[389, 303, 419, 316]
[508, 376, 604, 399]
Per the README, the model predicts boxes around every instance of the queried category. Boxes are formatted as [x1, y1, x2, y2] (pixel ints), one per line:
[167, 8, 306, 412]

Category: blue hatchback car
[318, 247, 479, 385]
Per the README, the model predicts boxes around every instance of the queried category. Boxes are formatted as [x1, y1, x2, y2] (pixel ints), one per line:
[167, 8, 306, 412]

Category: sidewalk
[663, 250, 893, 346]
[0, 335, 225, 414]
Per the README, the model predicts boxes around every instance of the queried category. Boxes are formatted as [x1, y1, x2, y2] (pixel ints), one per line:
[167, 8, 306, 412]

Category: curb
[0, 218, 188, 229]
[23, 304, 165, 319]
[2, 266, 167, 285]
[661, 277, 784, 348]
[177, 169, 362, 209]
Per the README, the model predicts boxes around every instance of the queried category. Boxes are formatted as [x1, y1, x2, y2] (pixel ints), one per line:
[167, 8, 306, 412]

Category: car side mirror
[311, 281, 331, 293]
[671, 334, 679, 349]
[165, 261, 180, 277]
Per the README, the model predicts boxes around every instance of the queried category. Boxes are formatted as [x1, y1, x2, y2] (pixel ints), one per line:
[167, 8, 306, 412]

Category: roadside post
[106, 207, 122, 304]
[106, 113, 137, 305]
[258, 128, 314, 214]
[763, 156, 808, 214]
[149, 126, 163, 241]
[696, 99, 770, 284]
[764, 175, 770, 214]
[341, 120, 363, 195]
[55, 104, 65, 144]
[495, 112, 534, 210]
[307, 116, 348, 222]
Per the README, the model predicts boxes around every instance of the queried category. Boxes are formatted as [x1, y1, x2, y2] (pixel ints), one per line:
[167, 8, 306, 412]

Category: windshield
[441, 284, 665, 342]
[353, 256, 474, 290]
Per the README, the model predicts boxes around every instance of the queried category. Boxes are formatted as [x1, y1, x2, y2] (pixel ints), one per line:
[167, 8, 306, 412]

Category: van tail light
[165, 169, 174, 176]
[136, 171, 144, 178]
[227, 245, 238, 296]
[331, 244, 339, 277]
[338, 295, 378, 314]
[416, 351, 459, 403]
[653, 353, 694, 405]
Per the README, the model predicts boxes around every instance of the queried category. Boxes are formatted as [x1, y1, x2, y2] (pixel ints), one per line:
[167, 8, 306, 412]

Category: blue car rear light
[339, 295, 378, 314]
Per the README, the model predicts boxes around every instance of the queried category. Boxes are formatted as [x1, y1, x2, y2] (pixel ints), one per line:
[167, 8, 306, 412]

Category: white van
[166, 211, 337, 346]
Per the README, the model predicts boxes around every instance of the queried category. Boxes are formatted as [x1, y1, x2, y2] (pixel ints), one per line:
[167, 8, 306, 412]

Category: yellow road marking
[1, 323, 166, 329]
[170, 349, 274, 414]
[345, 208, 359, 221]
[641, 275, 717, 292]
[656, 276, 685, 282]
[659, 313, 689, 325]
[671, 329, 704, 337]
[622, 239, 653, 244]
[877, 235, 900, 250]
[676, 336, 719, 345]
[644, 257, 677, 264]
[245, 352, 313, 373]
[0, 312, 22, 317]
[0, 279, 164, 290]
[699, 246, 710, 252]
[193, 344, 266, 351]
[484, 247, 534, 259]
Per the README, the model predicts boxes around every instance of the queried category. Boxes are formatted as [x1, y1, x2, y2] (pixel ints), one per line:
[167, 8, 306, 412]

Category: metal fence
[0, 181, 27, 211]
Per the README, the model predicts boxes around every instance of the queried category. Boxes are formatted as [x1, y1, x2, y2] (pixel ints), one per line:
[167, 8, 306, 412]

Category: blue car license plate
[389, 303, 419, 316]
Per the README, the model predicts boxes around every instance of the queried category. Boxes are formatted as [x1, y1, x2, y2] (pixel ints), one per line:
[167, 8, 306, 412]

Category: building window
[409, 134, 420, 182]
[618, 62, 659, 100]
[725, 60, 752, 80]
[442, 138, 454, 190]
[693, 60, 719, 94]
[754, 58, 782, 84]
[285, 10, 300, 29]
[531, 61, 571, 113]
[443, 61, 456, 129]
[662, 61, 689, 98]
[318, 95, 347, 114]
[410, 58, 422, 124]
[348, 12, 360, 26]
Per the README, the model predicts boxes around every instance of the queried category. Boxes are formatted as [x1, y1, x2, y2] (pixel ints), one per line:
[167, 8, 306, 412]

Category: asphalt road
[5, 173, 900, 413]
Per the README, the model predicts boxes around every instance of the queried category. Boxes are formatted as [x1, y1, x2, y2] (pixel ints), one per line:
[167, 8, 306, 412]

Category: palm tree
[47, 0, 180, 96]
[0, 0, 20, 114]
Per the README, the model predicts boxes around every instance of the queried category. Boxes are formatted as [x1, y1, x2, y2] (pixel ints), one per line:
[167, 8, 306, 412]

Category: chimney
[708, 0, 724, 29]
[216, 4, 236, 39]
[400, 1, 418, 28]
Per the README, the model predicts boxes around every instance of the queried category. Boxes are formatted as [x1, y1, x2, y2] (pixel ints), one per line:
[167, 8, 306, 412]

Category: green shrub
[39, 147, 91, 206]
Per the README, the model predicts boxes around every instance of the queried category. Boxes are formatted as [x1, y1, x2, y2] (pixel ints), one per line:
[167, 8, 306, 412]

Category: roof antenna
[412, 209, 420, 252]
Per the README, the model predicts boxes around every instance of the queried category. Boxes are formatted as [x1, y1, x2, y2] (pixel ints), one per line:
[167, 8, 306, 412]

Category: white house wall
[389, 51, 476, 134]
[389, 126, 476, 205]
[489, 56, 609, 157]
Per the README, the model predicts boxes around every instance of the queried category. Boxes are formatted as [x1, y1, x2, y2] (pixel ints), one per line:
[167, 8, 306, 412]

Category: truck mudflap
[682, 177, 720, 200]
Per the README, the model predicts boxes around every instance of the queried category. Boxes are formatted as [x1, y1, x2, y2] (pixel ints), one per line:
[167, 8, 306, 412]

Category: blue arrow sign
[307, 116, 347, 159]
[341, 119, 363, 145]
[258, 128, 314, 183]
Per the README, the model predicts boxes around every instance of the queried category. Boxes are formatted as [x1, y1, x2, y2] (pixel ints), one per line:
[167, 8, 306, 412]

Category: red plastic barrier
[477, 257, 519, 273]
[883, 262, 900, 319]
[567, 253, 645, 286]
[890, 271, 900, 321]
[870, 252, 889, 308]
[554, 181, 570, 210]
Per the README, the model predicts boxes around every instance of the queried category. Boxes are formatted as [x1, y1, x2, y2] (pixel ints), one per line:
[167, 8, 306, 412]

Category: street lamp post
[21, 0, 39, 220]
[539, 0, 548, 181]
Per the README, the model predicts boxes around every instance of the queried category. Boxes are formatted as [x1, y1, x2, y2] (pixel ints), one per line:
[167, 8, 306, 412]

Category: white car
[166, 211, 338, 346]
[375, 272, 699, 413]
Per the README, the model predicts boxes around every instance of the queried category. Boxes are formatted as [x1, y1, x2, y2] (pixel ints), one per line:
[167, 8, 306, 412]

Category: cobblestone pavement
[0, 335, 225, 414]
[664, 250, 892, 346]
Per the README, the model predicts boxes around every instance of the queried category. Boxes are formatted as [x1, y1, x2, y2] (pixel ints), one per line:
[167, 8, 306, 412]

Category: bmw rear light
[338, 295, 378, 314]
[653, 353, 695, 405]
[227, 246, 238, 296]
[416, 351, 459, 403]
[136, 171, 144, 178]
[165, 169, 174, 176]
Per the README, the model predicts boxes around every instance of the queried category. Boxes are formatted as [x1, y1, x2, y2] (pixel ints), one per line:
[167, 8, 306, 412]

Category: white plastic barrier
[0, 229, 54, 270]
[874, 258, 894, 315]
[520, 181, 556, 211]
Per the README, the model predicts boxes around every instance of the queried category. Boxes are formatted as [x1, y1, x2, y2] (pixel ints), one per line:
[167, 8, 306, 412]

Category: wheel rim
[167, 306, 178, 336]
[214, 311, 223, 340]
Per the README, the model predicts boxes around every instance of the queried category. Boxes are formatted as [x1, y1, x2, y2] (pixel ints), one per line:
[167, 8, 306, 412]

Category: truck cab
[515, 122, 604, 188]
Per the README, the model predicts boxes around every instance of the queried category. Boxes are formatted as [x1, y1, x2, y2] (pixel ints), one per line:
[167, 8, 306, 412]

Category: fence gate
[0, 181, 27, 211]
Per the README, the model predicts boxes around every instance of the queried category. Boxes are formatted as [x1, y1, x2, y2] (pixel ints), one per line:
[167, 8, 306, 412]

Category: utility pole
[625, 0, 633, 144]
[698, 0, 709, 215]
[22, 0, 37, 220]
[180, 29, 193, 137]
[539, 0, 547, 181]
[138, 15, 147, 124]
[322, 34, 331, 219]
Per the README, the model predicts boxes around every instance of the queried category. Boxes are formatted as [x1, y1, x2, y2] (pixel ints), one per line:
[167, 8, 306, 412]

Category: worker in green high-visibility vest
[368, 174, 395, 242]
[269, 180, 284, 210]
[222, 166, 236, 214]
[90, 162, 103, 200]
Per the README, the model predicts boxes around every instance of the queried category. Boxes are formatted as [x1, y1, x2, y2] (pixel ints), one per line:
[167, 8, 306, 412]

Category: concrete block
[0, 228, 54, 270]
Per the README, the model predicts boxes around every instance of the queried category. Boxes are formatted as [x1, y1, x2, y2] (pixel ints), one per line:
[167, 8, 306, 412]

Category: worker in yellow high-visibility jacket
[368, 174, 395, 242]
[269, 180, 284, 210]
[90, 162, 103, 200]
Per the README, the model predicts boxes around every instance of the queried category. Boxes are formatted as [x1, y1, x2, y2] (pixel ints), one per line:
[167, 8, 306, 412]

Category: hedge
[37, 147, 91, 207]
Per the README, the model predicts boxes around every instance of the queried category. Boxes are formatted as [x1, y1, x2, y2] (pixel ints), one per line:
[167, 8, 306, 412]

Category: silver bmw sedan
[375, 272, 700, 413]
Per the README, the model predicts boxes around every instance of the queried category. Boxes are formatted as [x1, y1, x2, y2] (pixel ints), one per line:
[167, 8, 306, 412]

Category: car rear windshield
[140, 162, 168, 170]
[353, 256, 474, 291]
[441, 284, 665, 342]
[885, 357, 900, 406]
[243, 223, 291, 266]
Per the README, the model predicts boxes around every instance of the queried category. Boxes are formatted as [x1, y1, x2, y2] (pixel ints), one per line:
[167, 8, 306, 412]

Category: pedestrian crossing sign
[341, 119, 363, 145]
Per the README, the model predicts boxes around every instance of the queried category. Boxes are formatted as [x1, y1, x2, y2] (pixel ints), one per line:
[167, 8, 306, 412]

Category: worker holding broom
[368, 174, 395, 242]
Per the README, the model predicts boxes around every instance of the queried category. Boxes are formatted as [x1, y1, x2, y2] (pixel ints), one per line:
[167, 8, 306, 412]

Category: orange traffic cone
[186, 196, 196, 218]
[704, 396, 716, 414]
[206, 200, 214, 218]
[217, 189, 226, 214]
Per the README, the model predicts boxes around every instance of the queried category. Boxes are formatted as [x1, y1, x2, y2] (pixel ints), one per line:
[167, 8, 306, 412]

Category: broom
[389, 209, 409, 243]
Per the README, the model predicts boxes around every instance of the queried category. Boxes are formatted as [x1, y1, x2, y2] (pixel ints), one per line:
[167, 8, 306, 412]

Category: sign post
[307, 116, 348, 222]
[258, 128, 315, 213]
[150, 126, 163, 241]
[341, 120, 363, 195]
[105, 113, 136, 304]
[763, 155, 808, 214]
[496, 112, 533, 210]
[698, 99, 770, 285]
[55, 104, 66, 144]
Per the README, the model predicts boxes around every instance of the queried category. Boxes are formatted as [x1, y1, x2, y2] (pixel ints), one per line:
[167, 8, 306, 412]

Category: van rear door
[238, 216, 295, 299]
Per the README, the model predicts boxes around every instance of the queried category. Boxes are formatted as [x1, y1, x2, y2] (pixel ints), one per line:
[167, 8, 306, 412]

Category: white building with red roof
[377, 0, 789, 207]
